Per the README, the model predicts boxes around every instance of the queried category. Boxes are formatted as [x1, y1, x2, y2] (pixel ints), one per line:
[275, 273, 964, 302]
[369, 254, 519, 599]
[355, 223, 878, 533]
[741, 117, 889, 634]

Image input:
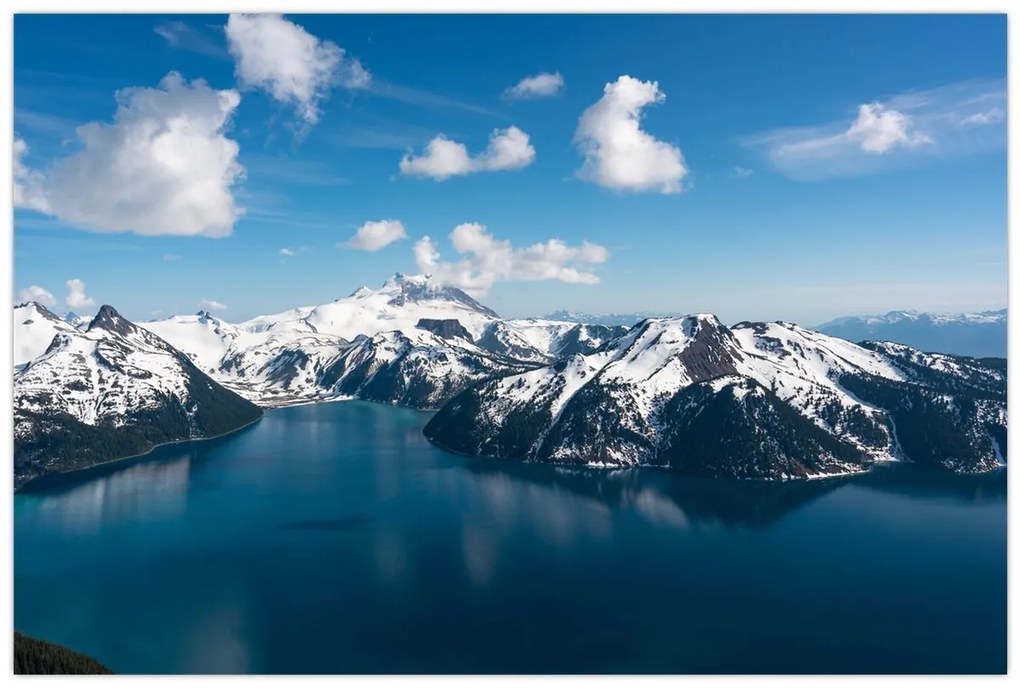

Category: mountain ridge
[425, 315, 1006, 480]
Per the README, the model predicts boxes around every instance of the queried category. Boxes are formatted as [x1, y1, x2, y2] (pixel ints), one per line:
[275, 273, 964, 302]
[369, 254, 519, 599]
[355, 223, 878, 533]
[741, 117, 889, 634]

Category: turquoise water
[14, 401, 1006, 674]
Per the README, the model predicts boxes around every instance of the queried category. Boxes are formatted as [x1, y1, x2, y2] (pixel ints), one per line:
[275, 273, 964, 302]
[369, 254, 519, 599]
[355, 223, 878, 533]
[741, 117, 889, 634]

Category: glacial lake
[14, 400, 1006, 674]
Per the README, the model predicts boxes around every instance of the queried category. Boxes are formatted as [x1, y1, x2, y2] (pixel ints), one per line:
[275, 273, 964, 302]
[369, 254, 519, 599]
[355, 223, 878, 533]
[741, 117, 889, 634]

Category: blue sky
[13, 13, 1007, 325]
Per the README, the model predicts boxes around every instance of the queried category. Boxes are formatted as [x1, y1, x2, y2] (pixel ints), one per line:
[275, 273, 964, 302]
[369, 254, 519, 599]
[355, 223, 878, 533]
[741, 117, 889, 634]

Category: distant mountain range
[816, 309, 1006, 358]
[12, 278, 1008, 485]
[542, 309, 679, 327]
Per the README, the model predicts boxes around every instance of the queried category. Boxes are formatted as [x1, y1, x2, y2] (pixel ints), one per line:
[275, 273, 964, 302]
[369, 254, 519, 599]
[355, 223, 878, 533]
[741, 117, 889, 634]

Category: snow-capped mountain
[62, 311, 93, 330]
[138, 274, 624, 407]
[14, 305, 262, 489]
[13, 302, 81, 370]
[816, 309, 1007, 358]
[425, 315, 1006, 479]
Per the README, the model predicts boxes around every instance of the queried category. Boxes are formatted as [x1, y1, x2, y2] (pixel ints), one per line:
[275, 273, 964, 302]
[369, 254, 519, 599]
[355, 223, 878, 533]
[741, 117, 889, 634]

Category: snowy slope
[13, 302, 80, 369]
[426, 315, 1006, 479]
[138, 274, 622, 407]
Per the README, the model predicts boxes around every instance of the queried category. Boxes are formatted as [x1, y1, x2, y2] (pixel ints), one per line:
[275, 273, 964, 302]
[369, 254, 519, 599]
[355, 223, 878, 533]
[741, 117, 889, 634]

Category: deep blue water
[14, 401, 1006, 674]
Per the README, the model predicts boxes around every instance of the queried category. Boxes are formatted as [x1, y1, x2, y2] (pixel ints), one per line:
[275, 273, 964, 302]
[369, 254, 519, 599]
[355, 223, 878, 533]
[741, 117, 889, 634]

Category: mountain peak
[87, 305, 136, 337]
[15, 301, 62, 322]
[377, 274, 500, 318]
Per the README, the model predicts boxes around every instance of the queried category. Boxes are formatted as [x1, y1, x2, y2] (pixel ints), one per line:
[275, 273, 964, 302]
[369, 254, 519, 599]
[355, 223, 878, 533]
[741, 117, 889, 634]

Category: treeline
[14, 631, 112, 674]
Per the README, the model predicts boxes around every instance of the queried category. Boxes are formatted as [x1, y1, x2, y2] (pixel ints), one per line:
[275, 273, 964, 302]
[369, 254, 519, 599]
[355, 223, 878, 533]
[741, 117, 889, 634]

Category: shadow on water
[847, 463, 1007, 503]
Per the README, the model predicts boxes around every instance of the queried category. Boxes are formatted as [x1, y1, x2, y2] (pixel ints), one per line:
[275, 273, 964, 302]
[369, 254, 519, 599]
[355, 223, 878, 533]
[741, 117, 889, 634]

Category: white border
[2, 2, 1015, 687]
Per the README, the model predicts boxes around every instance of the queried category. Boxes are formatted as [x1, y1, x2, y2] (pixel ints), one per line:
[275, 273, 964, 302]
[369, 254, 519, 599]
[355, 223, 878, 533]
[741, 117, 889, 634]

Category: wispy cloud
[743, 78, 1005, 180]
[198, 298, 227, 312]
[242, 154, 351, 187]
[732, 165, 754, 179]
[503, 72, 564, 100]
[368, 79, 503, 118]
[14, 108, 78, 140]
[154, 20, 230, 60]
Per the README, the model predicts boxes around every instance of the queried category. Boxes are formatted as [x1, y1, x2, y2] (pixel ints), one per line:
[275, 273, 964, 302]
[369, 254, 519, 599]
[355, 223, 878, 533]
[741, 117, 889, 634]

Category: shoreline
[15, 412, 265, 494]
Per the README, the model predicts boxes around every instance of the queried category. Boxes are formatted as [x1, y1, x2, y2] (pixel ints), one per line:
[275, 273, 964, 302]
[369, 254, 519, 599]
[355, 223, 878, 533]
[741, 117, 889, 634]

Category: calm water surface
[14, 401, 1006, 673]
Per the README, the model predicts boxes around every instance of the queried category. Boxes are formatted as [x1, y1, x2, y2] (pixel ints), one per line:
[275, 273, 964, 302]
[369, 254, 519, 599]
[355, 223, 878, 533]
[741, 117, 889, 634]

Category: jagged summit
[87, 304, 136, 336]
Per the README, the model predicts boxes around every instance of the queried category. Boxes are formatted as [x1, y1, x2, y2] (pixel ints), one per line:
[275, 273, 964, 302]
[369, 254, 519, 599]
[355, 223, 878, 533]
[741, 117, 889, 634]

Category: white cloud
[19, 285, 56, 307]
[733, 165, 754, 178]
[503, 72, 564, 100]
[744, 79, 1005, 180]
[845, 103, 931, 153]
[198, 298, 227, 312]
[961, 107, 1004, 126]
[13, 138, 49, 213]
[413, 222, 609, 296]
[399, 126, 535, 180]
[225, 13, 369, 126]
[66, 279, 96, 309]
[345, 220, 408, 251]
[574, 75, 688, 194]
[19, 72, 244, 237]
[163, 254, 183, 261]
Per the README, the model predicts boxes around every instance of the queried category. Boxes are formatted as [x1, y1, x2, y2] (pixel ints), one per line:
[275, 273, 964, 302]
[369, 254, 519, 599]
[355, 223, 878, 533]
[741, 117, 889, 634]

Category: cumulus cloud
[198, 298, 227, 311]
[13, 138, 49, 213]
[574, 75, 688, 194]
[65, 279, 96, 309]
[503, 72, 564, 100]
[225, 13, 370, 126]
[744, 79, 1005, 180]
[413, 222, 609, 295]
[17, 72, 244, 237]
[845, 103, 931, 153]
[19, 285, 56, 307]
[345, 220, 408, 251]
[399, 126, 535, 180]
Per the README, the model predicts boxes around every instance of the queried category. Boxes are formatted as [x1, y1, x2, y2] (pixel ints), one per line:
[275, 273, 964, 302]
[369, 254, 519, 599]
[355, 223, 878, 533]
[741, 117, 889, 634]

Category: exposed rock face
[416, 318, 474, 342]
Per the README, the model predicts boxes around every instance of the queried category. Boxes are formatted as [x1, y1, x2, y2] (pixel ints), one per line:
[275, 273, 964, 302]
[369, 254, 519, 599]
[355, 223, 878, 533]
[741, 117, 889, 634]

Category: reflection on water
[462, 459, 851, 530]
[13, 401, 1007, 674]
[28, 453, 193, 533]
